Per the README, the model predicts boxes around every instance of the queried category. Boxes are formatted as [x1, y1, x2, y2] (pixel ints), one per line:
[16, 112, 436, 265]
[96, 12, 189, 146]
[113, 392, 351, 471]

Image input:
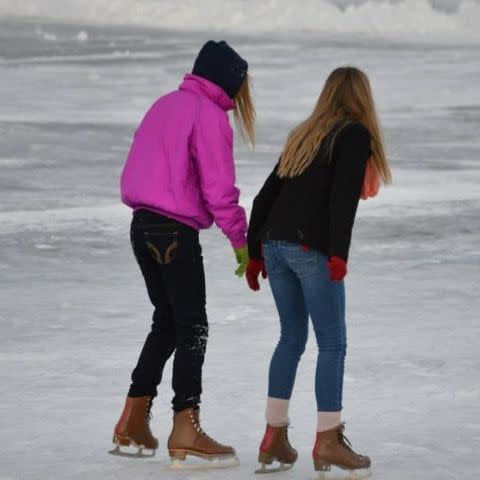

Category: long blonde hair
[278, 66, 391, 183]
[233, 74, 256, 148]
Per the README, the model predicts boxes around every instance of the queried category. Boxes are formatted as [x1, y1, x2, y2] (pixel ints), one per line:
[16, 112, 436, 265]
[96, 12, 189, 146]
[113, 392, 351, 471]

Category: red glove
[328, 256, 347, 281]
[246, 259, 268, 291]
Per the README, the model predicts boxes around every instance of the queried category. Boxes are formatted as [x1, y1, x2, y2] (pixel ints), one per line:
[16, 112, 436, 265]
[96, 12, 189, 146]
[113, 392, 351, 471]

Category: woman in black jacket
[247, 67, 391, 476]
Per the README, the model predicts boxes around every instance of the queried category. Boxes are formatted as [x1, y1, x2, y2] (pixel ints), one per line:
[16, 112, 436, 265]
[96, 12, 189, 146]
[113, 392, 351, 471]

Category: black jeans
[128, 209, 208, 411]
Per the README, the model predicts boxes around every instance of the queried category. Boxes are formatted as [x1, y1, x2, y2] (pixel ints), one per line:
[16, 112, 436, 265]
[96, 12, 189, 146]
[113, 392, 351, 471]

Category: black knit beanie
[192, 40, 248, 99]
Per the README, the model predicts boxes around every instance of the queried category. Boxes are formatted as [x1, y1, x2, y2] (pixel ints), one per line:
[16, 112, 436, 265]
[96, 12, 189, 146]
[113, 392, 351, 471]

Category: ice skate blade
[108, 445, 156, 458]
[168, 454, 240, 470]
[315, 467, 371, 480]
[255, 462, 294, 474]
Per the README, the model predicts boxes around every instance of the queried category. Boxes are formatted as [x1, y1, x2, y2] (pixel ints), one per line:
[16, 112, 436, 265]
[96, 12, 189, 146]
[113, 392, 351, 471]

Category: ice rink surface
[1, 1, 479, 478]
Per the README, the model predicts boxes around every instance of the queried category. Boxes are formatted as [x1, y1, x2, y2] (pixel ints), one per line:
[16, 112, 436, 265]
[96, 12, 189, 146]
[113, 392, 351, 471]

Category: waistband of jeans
[133, 209, 196, 232]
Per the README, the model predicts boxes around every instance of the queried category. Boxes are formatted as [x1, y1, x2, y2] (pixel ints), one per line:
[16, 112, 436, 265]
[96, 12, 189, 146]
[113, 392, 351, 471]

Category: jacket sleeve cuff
[230, 235, 248, 249]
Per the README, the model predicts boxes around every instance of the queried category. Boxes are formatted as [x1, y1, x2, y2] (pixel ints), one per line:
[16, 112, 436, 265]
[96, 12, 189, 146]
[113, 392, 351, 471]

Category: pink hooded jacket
[121, 74, 247, 248]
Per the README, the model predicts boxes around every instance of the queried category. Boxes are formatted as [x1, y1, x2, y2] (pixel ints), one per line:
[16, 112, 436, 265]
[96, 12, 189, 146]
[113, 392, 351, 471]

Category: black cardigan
[247, 122, 371, 261]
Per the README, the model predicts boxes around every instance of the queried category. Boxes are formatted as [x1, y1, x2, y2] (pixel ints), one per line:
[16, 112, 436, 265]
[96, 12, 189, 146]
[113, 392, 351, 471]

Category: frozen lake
[1, 5, 479, 480]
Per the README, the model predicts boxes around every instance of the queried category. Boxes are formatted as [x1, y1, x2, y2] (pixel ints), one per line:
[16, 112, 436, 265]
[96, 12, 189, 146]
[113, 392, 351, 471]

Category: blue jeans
[264, 241, 346, 411]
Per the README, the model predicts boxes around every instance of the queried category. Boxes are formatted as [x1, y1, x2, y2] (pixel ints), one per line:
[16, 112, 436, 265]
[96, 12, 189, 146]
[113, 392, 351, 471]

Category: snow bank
[0, 0, 479, 44]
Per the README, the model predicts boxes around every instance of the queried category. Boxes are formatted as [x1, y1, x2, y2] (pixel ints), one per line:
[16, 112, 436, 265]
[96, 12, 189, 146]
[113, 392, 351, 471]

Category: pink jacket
[121, 74, 247, 248]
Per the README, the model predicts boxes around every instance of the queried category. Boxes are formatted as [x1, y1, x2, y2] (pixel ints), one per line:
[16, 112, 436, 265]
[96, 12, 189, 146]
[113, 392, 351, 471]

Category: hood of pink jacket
[180, 73, 236, 112]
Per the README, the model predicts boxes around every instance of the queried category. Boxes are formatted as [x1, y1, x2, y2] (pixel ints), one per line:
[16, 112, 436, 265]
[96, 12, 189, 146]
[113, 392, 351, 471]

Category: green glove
[233, 246, 249, 278]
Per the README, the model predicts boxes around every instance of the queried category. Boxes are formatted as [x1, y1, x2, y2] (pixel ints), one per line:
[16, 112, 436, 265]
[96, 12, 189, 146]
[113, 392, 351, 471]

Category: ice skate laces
[145, 397, 153, 429]
[338, 423, 355, 455]
[189, 410, 222, 446]
[283, 425, 294, 447]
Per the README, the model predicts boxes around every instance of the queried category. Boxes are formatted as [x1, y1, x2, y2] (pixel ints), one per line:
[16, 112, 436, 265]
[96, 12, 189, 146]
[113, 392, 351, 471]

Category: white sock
[317, 411, 342, 432]
[265, 397, 290, 427]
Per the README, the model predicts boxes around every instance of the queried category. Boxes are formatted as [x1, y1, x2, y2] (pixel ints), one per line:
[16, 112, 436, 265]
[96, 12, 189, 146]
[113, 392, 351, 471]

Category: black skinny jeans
[128, 209, 208, 411]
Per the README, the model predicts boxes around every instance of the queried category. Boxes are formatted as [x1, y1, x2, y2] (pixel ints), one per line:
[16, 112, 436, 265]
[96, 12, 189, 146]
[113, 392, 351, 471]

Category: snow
[0, 0, 480, 44]
[1, 8, 480, 480]
[76, 30, 89, 43]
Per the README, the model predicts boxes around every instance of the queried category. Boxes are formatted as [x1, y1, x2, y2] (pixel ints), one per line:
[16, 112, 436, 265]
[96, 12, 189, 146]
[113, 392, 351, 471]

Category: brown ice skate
[255, 424, 298, 474]
[167, 408, 238, 467]
[313, 423, 371, 478]
[110, 396, 158, 457]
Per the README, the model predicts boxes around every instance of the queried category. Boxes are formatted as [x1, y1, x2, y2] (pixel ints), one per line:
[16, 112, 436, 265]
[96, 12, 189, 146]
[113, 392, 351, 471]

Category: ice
[1, 11, 479, 480]
[75, 30, 88, 43]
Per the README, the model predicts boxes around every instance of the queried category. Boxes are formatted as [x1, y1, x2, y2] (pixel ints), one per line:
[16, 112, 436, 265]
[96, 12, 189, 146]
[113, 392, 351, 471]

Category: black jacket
[247, 122, 371, 261]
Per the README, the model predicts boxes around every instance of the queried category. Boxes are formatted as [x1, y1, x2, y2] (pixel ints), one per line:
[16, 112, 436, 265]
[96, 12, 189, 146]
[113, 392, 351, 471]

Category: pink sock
[317, 411, 342, 432]
[265, 397, 290, 427]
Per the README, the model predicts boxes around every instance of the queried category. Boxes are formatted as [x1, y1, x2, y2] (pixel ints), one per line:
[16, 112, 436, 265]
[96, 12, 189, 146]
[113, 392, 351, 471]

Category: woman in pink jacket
[111, 41, 254, 465]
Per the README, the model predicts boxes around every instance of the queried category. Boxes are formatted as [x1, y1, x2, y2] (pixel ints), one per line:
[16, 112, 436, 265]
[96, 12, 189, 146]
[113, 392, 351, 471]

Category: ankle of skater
[265, 396, 290, 427]
[316, 411, 342, 433]
[313, 411, 342, 458]
[172, 393, 201, 414]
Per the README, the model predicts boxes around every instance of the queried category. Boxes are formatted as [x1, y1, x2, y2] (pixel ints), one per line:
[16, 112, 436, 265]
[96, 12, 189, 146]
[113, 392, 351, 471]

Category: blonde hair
[233, 74, 256, 148]
[278, 66, 391, 183]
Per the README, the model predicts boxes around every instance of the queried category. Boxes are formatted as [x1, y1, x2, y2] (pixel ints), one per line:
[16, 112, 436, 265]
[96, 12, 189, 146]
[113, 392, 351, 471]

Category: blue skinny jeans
[264, 241, 346, 411]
